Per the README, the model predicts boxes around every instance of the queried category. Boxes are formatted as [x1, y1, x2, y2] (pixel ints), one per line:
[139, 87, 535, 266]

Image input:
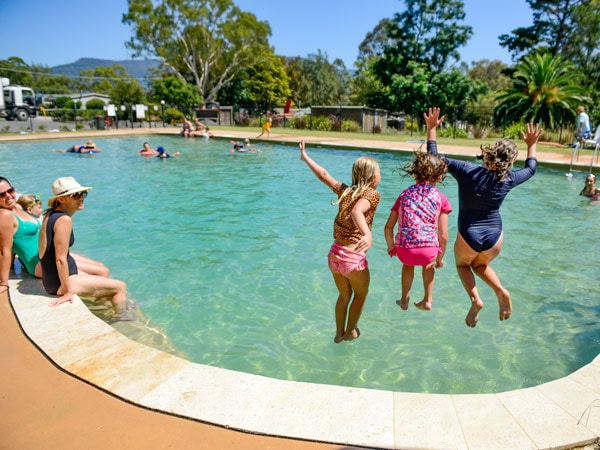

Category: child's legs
[331, 270, 352, 339]
[421, 264, 435, 301]
[343, 267, 370, 333]
[401, 264, 414, 300]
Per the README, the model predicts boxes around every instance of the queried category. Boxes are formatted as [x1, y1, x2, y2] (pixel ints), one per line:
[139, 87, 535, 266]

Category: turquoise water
[2, 135, 599, 394]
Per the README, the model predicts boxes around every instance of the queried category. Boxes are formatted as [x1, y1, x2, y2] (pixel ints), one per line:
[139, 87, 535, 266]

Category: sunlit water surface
[3, 135, 599, 394]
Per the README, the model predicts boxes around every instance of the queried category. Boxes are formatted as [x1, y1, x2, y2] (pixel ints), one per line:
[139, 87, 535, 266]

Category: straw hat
[85, 140, 96, 148]
[47, 177, 92, 206]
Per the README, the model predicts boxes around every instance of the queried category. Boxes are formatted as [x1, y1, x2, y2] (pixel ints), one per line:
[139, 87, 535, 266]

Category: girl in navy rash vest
[424, 107, 542, 328]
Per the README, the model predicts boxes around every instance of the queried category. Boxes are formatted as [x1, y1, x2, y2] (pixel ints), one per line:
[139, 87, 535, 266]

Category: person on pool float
[54, 141, 101, 154]
[139, 142, 159, 156]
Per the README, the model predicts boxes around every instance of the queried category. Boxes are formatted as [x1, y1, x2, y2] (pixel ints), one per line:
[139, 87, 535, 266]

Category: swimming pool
[2, 135, 598, 394]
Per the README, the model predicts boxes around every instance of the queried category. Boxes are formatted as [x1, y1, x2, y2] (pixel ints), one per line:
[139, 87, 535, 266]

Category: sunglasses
[70, 191, 88, 200]
[0, 187, 15, 199]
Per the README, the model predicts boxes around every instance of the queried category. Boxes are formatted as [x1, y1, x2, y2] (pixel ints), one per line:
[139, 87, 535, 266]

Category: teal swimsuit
[12, 214, 41, 275]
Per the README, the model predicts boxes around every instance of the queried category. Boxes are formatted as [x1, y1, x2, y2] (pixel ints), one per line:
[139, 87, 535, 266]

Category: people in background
[580, 174, 600, 199]
[575, 106, 591, 146]
[139, 142, 159, 156]
[54, 141, 101, 153]
[156, 146, 180, 158]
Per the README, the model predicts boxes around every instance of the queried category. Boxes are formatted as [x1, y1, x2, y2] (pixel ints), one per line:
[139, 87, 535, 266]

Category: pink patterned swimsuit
[391, 182, 452, 266]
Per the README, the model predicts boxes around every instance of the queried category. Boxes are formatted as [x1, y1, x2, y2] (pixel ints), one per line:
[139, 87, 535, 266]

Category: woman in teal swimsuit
[0, 178, 43, 293]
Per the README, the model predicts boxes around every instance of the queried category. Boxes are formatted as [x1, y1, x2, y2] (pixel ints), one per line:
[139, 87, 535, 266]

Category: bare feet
[414, 299, 432, 311]
[465, 299, 484, 328]
[396, 297, 409, 310]
[497, 288, 512, 321]
[343, 328, 360, 341]
[334, 334, 344, 344]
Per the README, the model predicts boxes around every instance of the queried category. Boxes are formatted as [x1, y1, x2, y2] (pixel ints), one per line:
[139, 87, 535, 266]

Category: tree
[498, 0, 599, 63]
[123, 0, 272, 103]
[356, 18, 394, 63]
[149, 75, 202, 116]
[467, 60, 511, 92]
[374, 0, 473, 85]
[494, 53, 589, 128]
[284, 51, 350, 106]
[244, 53, 291, 112]
[78, 65, 132, 95]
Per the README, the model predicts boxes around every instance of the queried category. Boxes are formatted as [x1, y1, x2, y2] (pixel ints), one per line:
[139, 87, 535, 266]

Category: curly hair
[476, 138, 519, 182]
[398, 150, 447, 184]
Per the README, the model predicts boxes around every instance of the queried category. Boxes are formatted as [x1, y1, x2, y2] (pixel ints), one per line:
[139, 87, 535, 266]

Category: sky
[0, 0, 532, 70]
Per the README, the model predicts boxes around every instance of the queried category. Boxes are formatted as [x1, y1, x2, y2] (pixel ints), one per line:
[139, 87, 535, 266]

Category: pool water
[2, 135, 599, 394]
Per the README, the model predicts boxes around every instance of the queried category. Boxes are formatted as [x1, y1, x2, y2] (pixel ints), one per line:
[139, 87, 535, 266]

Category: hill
[51, 57, 162, 81]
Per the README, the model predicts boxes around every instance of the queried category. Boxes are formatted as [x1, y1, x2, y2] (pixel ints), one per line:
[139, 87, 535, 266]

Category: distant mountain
[51, 57, 162, 82]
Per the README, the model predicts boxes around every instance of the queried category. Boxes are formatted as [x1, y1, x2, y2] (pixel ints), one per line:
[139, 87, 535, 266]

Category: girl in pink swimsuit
[384, 150, 451, 312]
[299, 140, 381, 344]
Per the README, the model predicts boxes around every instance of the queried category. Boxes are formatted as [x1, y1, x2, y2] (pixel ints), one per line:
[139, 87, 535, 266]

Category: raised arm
[424, 107, 445, 142]
[521, 122, 543, 160]
[299, 140, 339, 190]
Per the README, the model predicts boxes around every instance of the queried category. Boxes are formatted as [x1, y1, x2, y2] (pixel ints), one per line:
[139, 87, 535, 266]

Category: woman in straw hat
[39, 177, 129, 319]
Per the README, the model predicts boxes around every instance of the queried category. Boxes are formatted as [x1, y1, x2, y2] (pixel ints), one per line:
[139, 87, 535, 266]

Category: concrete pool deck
[1, 127, 599, 449]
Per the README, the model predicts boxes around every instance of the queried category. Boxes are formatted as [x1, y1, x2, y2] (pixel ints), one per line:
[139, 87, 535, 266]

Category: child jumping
[384, 150, 451, 311]
[299, 140, 381, 343]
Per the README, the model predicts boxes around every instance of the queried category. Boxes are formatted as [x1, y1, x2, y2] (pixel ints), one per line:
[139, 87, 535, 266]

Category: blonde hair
[16, 194, 41, 210]
[333, 156, 380, 205]
[478, 138, 519, 182]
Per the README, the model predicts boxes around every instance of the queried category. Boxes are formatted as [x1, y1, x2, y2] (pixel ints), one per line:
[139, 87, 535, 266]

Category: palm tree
[493, 53, 590, 129]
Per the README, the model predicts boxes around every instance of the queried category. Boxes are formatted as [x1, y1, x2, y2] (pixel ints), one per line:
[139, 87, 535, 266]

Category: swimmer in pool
[424, 107, 543, 328]
[580, 174, 600, 199]
[53, 140, 101, 153]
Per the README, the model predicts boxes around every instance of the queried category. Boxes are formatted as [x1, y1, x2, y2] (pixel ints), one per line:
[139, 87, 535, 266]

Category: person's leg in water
[331, 271, 352, 343]
[396, 264, 414, 310]
[470, 234, 512, 322]
[454, 233, 484, 327]
[414, 263, 435, 311]
[342, 267, 370, 341]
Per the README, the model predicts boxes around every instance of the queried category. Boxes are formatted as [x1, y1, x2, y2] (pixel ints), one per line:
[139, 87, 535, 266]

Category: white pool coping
[9, 277, 600, 449]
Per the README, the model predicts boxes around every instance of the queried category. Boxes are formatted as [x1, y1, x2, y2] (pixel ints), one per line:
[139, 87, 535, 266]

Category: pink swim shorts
[328, 241, 368, 276]
[396, 246, 439, 266]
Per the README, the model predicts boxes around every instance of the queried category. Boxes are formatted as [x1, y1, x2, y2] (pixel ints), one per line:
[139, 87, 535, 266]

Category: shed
[310, 106, 388, 133]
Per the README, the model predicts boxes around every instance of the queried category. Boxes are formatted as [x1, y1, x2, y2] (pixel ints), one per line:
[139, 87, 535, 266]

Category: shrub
[503, 122, 526, 139]
[438, 127, 468, 139]
[373, 125, 382, 134]
[341, 119, 361, 133]
[37, 124, 46, 131]
[306, 115, 332, 131]
[472, 127, 487, 139]
[288, 116, 307, 129]
[164, 108, 184, 124]
[86, 99, 106, 110]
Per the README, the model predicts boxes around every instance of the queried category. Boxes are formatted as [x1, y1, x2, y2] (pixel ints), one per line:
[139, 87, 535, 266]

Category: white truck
[0, 77, 37, 121]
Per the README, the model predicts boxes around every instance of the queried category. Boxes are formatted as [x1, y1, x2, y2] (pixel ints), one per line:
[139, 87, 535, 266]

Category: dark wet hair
[398, 150, 447, 184]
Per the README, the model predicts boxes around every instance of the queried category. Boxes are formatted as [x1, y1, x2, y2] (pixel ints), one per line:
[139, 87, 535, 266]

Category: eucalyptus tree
[123, 0, 272, 103]
[494, 53, 589, 128]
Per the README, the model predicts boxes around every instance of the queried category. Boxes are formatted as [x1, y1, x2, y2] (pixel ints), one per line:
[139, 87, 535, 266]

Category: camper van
[0, 77, 37, 121]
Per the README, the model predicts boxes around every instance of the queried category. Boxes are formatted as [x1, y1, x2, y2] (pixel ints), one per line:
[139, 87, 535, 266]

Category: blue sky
[0, 0, 531, 69]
